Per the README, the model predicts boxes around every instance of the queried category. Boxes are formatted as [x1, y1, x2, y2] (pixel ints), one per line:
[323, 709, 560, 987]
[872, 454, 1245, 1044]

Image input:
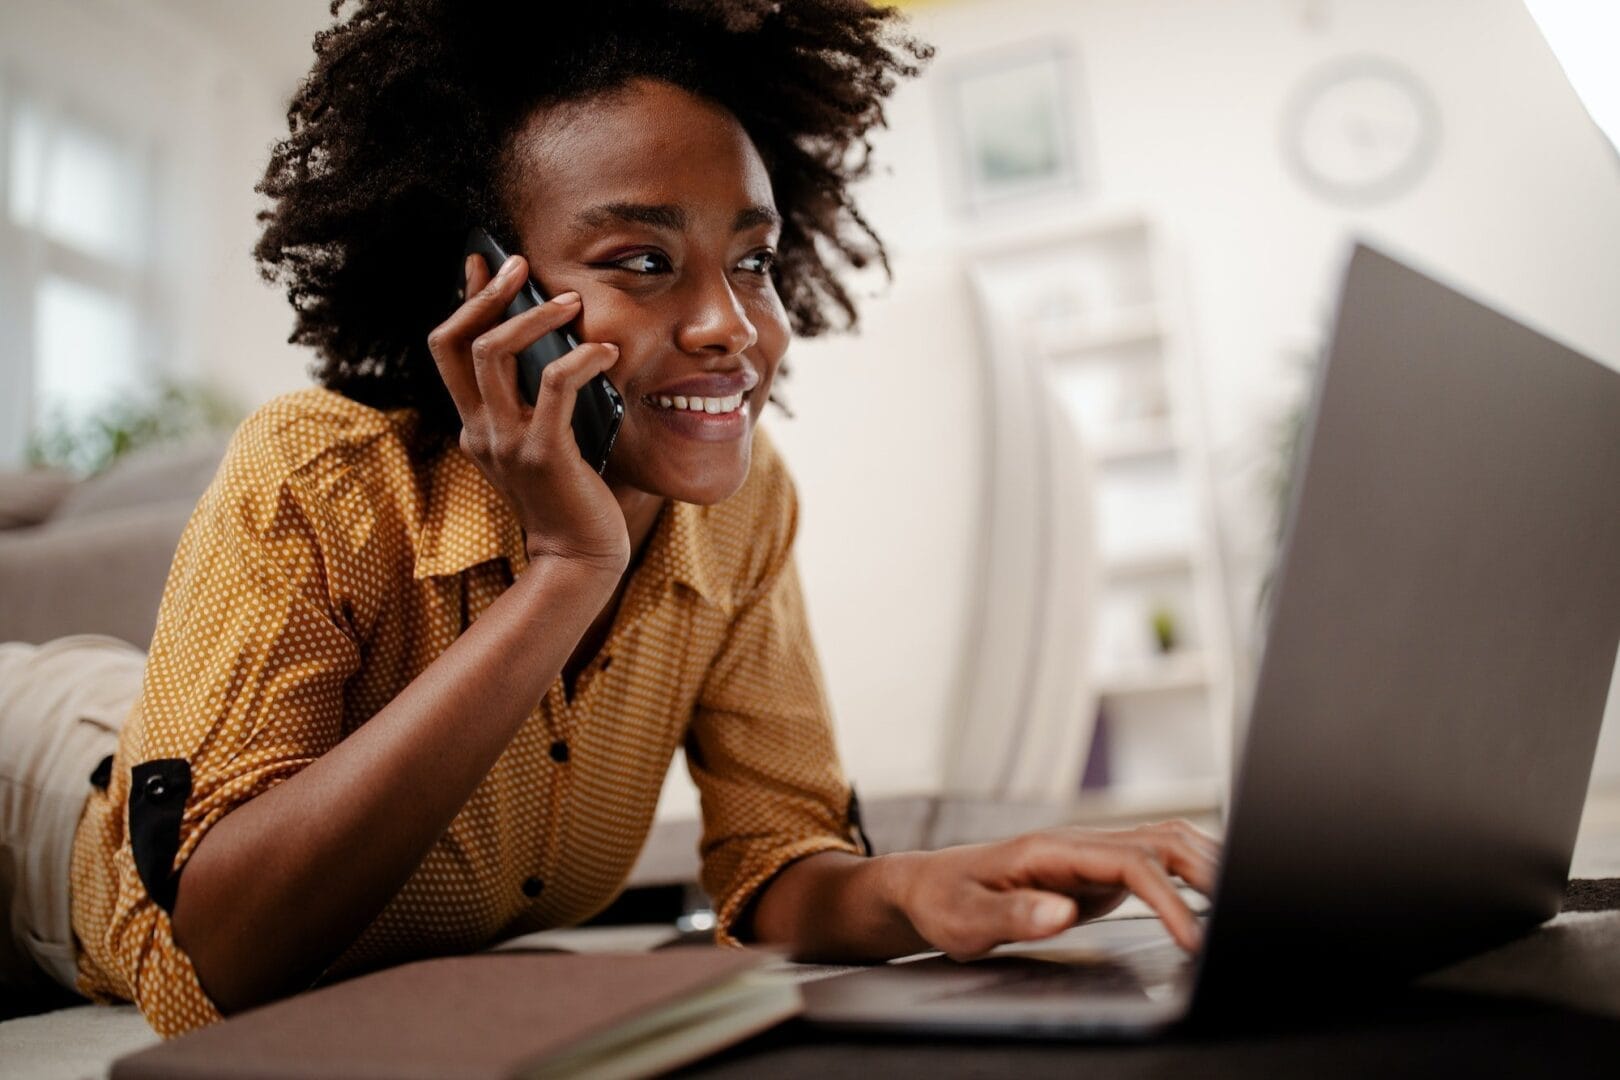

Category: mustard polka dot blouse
[68, 388, 864, 1037]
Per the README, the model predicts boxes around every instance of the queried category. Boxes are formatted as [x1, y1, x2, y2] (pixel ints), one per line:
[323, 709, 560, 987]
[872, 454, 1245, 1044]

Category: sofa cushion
[52, 437, 227, 523]
[0, 469, 76, 530]
[0, 500, 196, 649]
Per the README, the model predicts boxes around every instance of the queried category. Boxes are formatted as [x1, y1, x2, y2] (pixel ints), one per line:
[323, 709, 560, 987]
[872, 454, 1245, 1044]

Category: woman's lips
[642, 393, 750, 442]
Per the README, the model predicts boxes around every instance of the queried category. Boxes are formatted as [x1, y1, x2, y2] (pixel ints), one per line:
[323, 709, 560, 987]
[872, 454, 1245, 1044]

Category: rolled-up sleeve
[684, 477, 864, 945]
[85, 408, 386, 1035]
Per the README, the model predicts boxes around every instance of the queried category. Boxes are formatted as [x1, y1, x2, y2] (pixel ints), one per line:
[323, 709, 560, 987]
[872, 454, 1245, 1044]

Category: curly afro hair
[253, 0, 930, 447]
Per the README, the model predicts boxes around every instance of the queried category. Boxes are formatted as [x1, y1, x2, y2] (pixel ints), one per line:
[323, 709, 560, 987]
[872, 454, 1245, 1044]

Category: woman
[11, 0, 1215, 1036]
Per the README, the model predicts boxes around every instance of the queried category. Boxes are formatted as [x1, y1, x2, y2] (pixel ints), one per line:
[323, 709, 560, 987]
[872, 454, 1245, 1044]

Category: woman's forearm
[749, 850, 931, 963]
[170, 555, 619, 1015]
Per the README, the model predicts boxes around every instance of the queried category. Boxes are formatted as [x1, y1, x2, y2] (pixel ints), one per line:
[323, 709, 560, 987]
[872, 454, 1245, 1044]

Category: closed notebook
[111, 948, 798, 1080]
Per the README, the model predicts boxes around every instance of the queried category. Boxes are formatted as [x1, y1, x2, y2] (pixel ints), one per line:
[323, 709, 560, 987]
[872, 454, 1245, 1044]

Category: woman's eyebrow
[572, 202, 686, 233]
[569, 202, 781, 235]
[734, 205, 781, 232]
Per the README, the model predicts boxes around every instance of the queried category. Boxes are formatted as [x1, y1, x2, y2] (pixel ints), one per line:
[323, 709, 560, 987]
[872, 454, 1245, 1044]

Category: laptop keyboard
[959, 961, 1142, 999]
[929, 940, 1192, 1003]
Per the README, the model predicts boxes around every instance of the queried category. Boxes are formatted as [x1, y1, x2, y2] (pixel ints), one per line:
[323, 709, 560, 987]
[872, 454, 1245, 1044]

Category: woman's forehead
[506, 78, 776, 228]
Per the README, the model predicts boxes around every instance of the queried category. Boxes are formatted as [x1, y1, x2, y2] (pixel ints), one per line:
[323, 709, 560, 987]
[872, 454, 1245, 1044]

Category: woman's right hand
[427, 252, 630, 576]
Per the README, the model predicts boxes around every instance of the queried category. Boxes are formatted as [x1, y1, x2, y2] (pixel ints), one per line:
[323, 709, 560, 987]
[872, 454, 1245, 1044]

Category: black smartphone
[463, 226, 624, 474]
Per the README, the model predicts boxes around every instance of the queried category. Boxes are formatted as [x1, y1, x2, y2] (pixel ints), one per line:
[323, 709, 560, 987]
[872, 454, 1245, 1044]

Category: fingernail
[497, 255, 519, 280]
[463, 254, 476, 286]
[602, 342, 619, 355]
[551, 291, 580, 307]
[1035, 897, 1073, 932]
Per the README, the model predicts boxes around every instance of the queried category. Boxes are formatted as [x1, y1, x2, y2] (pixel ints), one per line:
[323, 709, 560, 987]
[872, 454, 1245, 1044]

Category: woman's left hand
[885, 820, 1220, 960]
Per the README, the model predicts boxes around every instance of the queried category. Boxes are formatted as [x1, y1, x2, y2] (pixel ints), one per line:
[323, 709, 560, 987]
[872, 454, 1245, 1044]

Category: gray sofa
[0, 438, 228, 649]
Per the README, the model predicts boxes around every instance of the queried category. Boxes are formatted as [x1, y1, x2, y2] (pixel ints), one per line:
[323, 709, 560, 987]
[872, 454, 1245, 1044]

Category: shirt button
[522, 876, 544, 898]
[549, 740, 570, 764]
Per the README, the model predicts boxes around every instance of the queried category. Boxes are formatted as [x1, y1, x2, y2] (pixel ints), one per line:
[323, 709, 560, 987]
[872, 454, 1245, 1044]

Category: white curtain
[939, 268, 1098, 805]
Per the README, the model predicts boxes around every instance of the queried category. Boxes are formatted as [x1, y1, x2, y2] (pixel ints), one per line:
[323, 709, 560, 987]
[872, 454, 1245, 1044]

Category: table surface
[5, 792, 1619, 1080]
[683, 801, 1620, 1080]
[679, 991, 1620, 1080]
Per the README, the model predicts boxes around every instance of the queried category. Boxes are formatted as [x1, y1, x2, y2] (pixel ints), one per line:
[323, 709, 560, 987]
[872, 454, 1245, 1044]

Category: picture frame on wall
[943, 43, 1086, 213]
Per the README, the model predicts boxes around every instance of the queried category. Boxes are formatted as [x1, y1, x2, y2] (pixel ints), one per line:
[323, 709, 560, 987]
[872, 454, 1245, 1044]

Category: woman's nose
[674, 275, 758, 357]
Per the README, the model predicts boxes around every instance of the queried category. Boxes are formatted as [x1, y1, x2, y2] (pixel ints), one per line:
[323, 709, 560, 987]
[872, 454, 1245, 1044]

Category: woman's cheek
[572, 290, 640, 347]
[749, 292, 791, 359]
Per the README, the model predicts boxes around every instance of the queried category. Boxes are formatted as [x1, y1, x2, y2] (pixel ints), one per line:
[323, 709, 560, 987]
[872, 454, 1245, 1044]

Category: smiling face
[501, 78, 790, 507]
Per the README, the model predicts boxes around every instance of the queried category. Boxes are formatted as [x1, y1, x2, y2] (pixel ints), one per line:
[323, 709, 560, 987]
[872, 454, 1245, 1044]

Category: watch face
[1282, 56, 1440, 206]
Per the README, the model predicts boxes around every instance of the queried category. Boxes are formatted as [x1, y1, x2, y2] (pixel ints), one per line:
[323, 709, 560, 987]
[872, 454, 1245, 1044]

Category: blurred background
[1, 0, 1616, 845]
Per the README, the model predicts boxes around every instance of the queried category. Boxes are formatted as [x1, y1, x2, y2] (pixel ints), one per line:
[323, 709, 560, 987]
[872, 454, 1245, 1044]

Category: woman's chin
[607, 450, 751, 507]
[657, 465, 749, 506]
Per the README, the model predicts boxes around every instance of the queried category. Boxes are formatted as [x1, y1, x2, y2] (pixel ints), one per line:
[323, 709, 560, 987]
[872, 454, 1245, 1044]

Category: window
[0, 75, 160, 464]
[1525, 0, 1620, 157]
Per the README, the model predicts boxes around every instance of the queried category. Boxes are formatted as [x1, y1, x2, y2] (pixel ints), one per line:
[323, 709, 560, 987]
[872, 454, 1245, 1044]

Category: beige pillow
[0, 469, 76, 530]
[52, 436, 227, 523]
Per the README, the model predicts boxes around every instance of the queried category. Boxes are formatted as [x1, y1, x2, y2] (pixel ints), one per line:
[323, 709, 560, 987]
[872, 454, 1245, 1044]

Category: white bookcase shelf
[1073, 776, 1224, 822]
[1094, 419, 1182, 464]
[1096, 651, 1211, 698]
[966, 206, 1236, 819]
[1037, 304, 1165, 357]
[1103, 547, 1197, 581]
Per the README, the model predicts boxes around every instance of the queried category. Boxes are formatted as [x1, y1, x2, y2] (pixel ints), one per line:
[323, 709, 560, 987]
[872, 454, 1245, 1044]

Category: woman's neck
[614, 486, 667, 575]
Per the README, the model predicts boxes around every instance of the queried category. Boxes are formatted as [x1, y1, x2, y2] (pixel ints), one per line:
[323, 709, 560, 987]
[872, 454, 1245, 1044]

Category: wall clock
[1281, 56, 1441, 206]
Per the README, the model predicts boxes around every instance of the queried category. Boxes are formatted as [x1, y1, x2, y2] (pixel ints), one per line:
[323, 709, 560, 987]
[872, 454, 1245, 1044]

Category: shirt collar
[412, 448, 526, 580]
[413, 448, 732, 613]
[638, 496, 732, 614]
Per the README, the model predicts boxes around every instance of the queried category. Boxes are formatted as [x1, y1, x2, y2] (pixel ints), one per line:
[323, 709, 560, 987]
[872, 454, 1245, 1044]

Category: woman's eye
[611, 252, 672, 274]
[738, 250, 776, 275]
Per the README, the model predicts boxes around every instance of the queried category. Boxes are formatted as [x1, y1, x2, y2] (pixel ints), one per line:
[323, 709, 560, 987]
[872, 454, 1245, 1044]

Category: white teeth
[649, 391, 747, 414]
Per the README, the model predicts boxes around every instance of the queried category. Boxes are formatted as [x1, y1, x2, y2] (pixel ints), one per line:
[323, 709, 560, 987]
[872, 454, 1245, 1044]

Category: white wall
[768, 0, 1620, 799]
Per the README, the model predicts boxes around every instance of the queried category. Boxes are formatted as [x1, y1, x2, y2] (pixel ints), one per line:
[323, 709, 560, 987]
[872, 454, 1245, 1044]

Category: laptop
[801, 242, 1620, 1038]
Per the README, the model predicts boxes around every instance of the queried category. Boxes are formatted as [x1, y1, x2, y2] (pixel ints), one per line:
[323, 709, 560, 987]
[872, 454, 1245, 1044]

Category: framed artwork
[943, 43, 1085, 212]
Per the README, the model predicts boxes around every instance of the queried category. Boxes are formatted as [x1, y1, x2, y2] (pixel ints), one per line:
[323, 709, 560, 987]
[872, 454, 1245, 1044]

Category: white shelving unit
[966, 208, 1236, 820]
